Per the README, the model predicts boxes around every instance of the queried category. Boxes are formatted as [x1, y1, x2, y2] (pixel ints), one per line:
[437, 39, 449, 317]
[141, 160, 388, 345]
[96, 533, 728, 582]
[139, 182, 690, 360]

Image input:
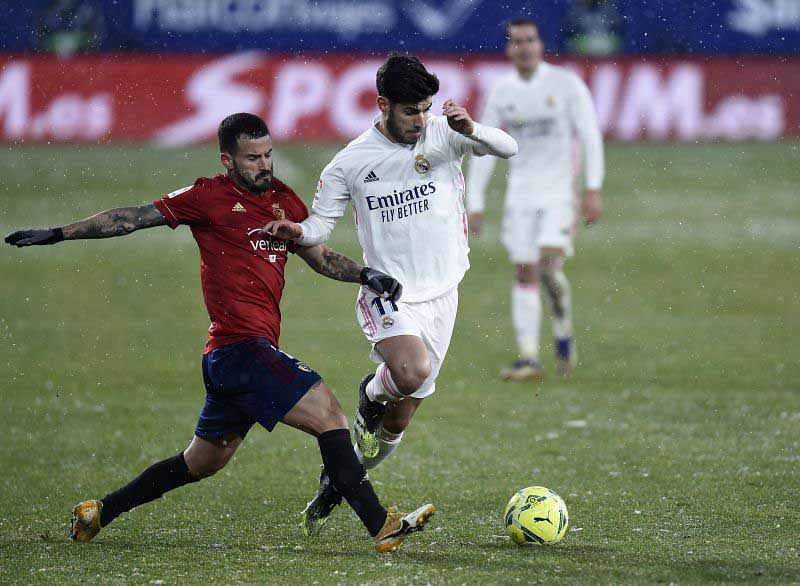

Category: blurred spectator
[35, 0, 104, 56]
[566, 0, 622, 56]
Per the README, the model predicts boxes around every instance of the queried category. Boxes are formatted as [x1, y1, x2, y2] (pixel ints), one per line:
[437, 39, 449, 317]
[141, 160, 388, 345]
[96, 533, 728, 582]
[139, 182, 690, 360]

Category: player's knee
[314, 386, 349, 433]
[321, 405, 349, 432]
[516, 264, 538, 285]
[540, 256, 565, 289]
[539, 253, 561, 271]
[184, 436, 239, 479]
[392, 361, 431, 396]
[539, 264, 554, 285]
[189, 454, 229, 479]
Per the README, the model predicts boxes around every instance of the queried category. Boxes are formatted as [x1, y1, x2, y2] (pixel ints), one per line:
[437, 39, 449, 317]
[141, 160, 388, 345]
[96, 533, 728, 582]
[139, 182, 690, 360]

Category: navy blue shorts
[195, 337, 322, 440]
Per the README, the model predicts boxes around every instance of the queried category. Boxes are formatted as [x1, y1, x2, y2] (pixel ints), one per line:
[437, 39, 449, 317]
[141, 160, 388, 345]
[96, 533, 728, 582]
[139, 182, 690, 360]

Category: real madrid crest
[546, 95, 556, 108]
[272, 203, 286, 220]
[414, 154, 431, 174]
[382, 315, 394, 329]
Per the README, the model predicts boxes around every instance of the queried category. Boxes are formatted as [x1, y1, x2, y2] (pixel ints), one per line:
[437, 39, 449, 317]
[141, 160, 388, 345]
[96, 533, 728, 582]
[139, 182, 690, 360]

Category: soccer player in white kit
[467, 18, 605, 381]
[264, 54, 517, 534]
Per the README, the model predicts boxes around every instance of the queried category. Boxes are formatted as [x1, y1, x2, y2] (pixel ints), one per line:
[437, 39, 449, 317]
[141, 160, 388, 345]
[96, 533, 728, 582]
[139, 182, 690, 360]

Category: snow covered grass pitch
[0, 142, 797, 583]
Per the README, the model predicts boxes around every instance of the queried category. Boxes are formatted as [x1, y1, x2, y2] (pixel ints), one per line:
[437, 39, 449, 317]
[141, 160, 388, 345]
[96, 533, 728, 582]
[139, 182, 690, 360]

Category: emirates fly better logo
[365, 181, 437, 224]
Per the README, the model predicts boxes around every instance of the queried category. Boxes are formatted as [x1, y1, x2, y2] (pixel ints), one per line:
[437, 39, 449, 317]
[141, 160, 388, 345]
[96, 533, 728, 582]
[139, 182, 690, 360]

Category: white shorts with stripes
[354, 286, 459, 399]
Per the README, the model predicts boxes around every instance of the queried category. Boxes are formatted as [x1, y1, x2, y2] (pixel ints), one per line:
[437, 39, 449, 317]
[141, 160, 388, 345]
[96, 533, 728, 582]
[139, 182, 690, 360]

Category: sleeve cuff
[153, 199, 180, 229]
[467, 122, 485, 142]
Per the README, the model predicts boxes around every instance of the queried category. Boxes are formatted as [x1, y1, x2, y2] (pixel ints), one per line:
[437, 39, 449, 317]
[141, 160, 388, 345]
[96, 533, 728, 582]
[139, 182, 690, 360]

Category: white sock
[542, 265, 573, 340]
[366, 363, 404, 404]
[512, 282, 542, 360]
[355, 427, 403, 470]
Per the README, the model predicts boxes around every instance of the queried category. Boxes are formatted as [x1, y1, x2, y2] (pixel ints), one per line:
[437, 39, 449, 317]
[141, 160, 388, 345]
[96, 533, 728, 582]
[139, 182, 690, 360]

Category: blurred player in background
[467, 18, 605, 381]
[5, 113, 434, 553]
[264, 53, 517, 534]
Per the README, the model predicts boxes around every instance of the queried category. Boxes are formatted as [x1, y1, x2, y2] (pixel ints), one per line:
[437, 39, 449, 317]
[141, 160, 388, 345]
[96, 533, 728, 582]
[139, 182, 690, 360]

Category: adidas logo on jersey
[363, 170, 380, 183]
[232, 202, 246, 212]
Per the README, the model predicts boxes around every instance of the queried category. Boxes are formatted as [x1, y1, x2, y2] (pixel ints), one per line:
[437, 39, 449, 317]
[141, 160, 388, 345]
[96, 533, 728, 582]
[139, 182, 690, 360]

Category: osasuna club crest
[272, 203, 286, 220]
[414, 154, 431, 174]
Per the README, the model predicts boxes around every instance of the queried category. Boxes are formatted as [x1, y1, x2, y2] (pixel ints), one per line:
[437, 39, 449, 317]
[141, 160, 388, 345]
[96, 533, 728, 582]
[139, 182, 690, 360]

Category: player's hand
[443, 99, 475, 136]
[262, 220, 303, 240]
[468, 212, 484, 236]
[4, 227, 64, 247]
[582, 190, 602, 226]
[360, 267, 403, 302]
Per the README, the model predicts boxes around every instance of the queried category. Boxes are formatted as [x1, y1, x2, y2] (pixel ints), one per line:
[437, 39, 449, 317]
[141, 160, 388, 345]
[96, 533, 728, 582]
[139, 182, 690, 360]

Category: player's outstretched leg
[70, 436, 239, 543]
[70, 451, 198, 542]
[316, 427, 436, 552]
[290, 381, 382, 538]
[540, 254, 575, 376]
[314, 428, 387, 536]
[303, 394, 415, 536]
[289, 382, 434, 550]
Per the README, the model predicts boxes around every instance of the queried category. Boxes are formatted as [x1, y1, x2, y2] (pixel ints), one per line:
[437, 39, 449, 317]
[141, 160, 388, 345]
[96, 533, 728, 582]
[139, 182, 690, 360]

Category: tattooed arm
[5, 204, 168, 247]
[62, 204, 168, 239]
[295, 245, 403, 301]
[295, 244, 361, 282]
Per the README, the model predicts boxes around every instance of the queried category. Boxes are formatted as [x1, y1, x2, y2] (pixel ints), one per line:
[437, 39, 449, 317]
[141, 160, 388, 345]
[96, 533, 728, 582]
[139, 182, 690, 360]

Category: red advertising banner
[1, 54, 798, 143]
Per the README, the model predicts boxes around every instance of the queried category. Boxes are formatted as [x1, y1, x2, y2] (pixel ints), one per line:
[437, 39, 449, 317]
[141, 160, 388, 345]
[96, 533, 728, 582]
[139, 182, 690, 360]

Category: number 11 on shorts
[371, 297, 398, 315]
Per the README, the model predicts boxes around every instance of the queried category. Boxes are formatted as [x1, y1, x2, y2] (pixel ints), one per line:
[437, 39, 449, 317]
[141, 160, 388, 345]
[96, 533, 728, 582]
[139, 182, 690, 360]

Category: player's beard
[232, 161, 272, 195]
[386, 109, 417, 145]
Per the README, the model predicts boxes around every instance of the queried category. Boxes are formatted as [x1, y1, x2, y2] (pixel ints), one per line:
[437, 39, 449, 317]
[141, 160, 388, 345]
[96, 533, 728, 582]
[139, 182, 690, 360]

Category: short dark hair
[217, 113, 270, 154]
[376, 53, 439, 104]
[505, 17, 539, 39]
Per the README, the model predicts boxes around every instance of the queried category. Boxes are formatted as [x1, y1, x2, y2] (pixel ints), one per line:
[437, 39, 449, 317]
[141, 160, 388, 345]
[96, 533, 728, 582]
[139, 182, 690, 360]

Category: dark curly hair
[218, 113, 270, 154]
[376, 53, 440, 104]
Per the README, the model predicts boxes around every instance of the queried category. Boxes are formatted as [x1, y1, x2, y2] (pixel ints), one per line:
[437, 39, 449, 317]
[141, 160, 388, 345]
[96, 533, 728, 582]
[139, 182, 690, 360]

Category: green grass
[1, 141, 798, 584]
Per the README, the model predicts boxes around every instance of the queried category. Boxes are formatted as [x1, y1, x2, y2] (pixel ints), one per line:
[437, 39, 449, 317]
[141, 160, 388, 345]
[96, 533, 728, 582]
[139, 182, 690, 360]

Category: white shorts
[501, 199, 577, 264]
[355, 286, 459, 399]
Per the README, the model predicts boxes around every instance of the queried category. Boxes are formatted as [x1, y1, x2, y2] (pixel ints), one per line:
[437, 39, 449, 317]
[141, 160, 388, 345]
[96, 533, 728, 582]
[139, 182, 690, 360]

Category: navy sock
[317, 429, 387, 536]
[100, 452, 196, 527]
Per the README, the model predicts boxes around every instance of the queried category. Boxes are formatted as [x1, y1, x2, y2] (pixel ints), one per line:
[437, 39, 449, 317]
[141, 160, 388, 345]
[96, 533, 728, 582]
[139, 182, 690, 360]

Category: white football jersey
[312, 115, 478, 302]
[467, 62, 604, 212]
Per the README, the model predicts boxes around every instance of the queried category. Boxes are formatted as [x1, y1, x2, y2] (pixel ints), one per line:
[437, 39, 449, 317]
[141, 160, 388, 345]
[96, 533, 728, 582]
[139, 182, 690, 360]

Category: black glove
[360, 266, 403, 302]
[4, 228, 64, 247]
